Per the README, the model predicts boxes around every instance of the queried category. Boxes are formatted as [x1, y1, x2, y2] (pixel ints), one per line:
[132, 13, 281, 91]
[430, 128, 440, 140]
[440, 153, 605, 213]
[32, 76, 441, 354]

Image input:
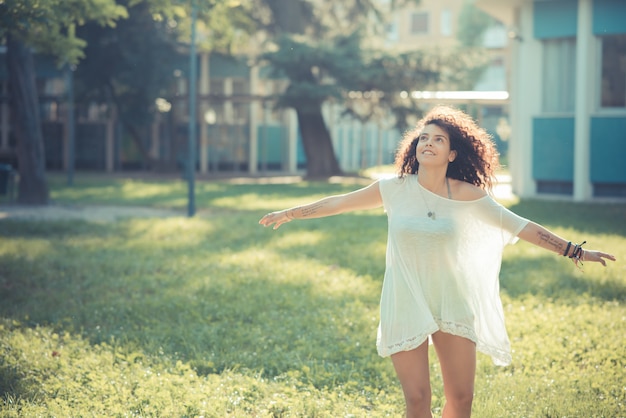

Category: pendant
[428, 211, 435, 220]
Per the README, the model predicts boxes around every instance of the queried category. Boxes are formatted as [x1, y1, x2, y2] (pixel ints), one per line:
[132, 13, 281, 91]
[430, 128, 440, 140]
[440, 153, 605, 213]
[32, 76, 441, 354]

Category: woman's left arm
[517, 222, 616, 267]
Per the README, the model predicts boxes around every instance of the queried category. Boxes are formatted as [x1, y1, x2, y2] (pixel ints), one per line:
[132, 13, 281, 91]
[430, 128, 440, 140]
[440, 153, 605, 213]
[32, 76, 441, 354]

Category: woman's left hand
[579, 249, 616, 267]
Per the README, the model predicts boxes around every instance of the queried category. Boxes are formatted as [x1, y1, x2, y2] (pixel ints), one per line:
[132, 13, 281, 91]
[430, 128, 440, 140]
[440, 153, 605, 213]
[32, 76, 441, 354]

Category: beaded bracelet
[568, 240, 587, 266]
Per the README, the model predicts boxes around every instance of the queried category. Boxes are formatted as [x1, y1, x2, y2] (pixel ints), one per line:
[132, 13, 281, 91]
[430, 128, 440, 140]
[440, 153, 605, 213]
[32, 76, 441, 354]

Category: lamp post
[65, 64, 75, 186]
[65, 24, 76, 186]
[187, 0, 198, 217]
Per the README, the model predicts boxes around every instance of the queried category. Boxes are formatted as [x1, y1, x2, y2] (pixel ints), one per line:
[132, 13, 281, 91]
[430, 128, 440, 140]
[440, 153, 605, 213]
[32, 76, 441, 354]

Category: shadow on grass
[47, 173, 371, 210]
[500, 254, 626, 302]
[0, 211, 393, 401]
[2, 183, 624, 403]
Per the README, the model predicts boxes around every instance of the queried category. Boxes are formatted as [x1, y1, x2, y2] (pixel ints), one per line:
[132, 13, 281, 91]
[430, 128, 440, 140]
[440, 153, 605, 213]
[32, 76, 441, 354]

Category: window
[440, 9, 452, 37]
[411, 12, 429, 35]
[542, 38, 576, 113]
[232, 79, 249, 96]
[600, 34, 626, 108]
[210, 80, 224, 95]
[482, 24, 508, 49]
[386, 20, 399, 42]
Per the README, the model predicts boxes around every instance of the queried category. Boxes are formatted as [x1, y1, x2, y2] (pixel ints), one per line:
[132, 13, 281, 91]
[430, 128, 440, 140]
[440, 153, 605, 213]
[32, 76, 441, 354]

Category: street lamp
[65, 24, 76, 186]
[187, 0, 198, 217]
[65, 64, 75, 187]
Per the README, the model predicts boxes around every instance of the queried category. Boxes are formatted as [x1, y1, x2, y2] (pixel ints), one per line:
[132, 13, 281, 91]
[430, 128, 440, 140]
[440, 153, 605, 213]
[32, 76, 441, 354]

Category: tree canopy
[2, 0, 495, 195]
[1, 0, 128, 65]
[1, 0, 249, 202]
[73, 0, 254, 170]
[457, 0, 497, 48]
[1, 0, 129, 203]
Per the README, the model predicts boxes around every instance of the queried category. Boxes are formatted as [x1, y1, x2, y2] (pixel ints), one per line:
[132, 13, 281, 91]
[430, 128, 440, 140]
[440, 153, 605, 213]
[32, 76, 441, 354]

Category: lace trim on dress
[435, 319, 478, 344]
[437, 318, 512, 365]
[380, 319, 513, 365]
[379, 323, 440, 356]
[383, 333, 430, 354]
[477, 345, 512, 366]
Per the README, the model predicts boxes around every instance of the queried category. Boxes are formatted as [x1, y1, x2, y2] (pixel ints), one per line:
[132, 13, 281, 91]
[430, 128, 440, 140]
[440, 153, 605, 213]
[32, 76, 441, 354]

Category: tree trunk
[7, 36, 49, 205]
[295, 105, 342, 179]
[123, 119, 153, 170]
[105, 82, 156, 170]
[262, 0, 342, 178]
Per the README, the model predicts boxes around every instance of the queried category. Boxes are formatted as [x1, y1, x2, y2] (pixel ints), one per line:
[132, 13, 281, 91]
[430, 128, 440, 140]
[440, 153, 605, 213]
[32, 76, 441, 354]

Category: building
[0, 1, 515, 178]
[384, 0, 461, 50]
[381, 0, 512, 165]
[477, 0, 626, 200]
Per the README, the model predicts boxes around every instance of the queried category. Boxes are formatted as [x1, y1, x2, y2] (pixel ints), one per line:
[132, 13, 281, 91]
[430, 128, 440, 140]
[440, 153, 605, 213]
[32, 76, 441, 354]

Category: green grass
[1, 173, 625, 417]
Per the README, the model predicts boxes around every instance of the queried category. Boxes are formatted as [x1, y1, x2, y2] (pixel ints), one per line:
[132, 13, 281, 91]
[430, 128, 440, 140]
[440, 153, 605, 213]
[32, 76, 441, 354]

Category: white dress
[376, 175, 529, 366]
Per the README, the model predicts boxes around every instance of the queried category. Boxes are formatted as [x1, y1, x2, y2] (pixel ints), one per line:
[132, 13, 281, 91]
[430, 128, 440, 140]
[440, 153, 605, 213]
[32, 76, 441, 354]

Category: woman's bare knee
[404, 387, 432, 416]
[391, 343, 433, 417]
[431, 332, 476, 417]
[445, 389, 473, 409]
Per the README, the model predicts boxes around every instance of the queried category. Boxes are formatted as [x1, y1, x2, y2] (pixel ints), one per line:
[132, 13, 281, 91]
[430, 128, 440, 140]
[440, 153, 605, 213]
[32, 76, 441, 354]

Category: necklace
[417, 176, 451, 220]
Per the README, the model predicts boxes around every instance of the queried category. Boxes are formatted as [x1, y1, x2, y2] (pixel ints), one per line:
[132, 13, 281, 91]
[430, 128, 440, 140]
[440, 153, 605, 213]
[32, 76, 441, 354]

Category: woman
[258, 106, 615, 418]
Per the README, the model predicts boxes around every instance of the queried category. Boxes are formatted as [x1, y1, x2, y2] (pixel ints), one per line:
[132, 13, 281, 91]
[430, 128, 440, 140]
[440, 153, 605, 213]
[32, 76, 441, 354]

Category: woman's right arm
[258, 180, 383, 230]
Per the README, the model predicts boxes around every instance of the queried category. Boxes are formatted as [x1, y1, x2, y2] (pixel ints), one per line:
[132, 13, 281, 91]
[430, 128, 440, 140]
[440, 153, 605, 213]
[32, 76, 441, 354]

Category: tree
[253, 0, 409, 178]
[1, 0, 249, 198]
[457, 0, 497, 48]
[0, 0, 127, 204]
[263, 32, 443, 177]
[74, 0, 252, 171]
[5, 36, 49, 204]
[248, 0, 484, 178]
[75, 0, 183, 171]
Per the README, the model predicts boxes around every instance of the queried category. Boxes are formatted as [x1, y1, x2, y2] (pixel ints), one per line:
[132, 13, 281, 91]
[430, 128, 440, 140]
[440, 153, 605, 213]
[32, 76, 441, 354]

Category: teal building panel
[257, 125, 284, 165]
[593, 0, 626, 35]
[534, 0, 578, 39]
[590, 116, 626, 183]
[532, 117, 575, 181]
[296, 130, 307, 167]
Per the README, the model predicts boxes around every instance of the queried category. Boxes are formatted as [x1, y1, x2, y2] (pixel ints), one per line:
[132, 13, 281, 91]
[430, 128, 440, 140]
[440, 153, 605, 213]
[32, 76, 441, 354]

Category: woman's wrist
[562, 241, 572, 257]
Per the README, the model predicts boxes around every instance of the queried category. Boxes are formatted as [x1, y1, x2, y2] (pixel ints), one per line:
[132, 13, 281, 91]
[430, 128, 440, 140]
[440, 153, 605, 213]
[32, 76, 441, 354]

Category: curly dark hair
[394, 105, 500, 190]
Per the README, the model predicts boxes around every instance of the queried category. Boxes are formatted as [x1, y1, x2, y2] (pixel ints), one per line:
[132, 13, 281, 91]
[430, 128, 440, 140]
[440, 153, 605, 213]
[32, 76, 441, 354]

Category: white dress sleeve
[473, 196, 529, 245]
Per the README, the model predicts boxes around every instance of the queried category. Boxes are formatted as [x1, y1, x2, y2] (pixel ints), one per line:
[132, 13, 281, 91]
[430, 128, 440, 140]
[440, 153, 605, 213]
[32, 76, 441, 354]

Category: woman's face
[415, 123, 456, 167]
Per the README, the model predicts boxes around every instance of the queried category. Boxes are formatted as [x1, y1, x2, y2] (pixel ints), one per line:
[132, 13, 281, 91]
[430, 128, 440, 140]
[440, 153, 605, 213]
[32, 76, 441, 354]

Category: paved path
[0, 204, 182, 222]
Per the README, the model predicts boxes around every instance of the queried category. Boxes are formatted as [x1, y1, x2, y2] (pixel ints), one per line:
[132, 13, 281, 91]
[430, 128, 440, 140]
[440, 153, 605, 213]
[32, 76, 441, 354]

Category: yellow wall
[388, 0, 465, 51]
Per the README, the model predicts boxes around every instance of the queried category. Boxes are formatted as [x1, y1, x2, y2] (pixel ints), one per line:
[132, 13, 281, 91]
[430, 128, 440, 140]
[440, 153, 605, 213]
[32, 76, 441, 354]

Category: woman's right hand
[258, 209, 293, 230]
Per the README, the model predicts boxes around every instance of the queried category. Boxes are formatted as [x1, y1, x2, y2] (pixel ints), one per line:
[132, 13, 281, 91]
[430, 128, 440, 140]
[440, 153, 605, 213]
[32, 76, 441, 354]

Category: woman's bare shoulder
[449, 178, 487, 201]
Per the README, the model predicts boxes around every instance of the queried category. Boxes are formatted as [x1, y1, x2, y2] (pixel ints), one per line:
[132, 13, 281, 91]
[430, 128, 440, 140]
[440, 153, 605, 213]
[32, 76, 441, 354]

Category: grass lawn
[1, 173, 625, 417]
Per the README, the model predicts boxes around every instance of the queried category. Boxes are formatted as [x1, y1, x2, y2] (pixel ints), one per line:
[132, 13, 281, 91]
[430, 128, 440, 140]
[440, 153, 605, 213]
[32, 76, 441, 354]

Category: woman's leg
[431, 331, 476, 418]
[391, 340, 433, 418]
